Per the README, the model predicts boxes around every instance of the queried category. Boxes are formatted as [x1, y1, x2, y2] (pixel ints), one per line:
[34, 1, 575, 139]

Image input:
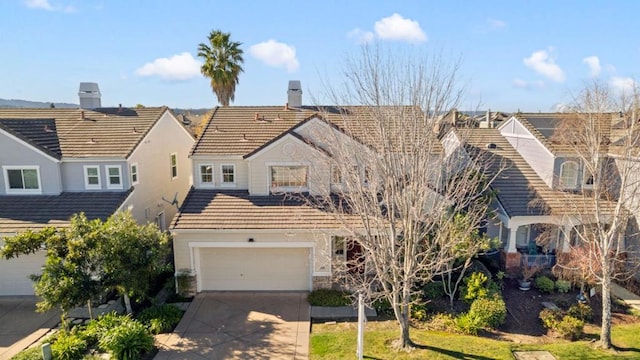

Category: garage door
[0, 251, 45, 296]
[199, 248, 310, 291]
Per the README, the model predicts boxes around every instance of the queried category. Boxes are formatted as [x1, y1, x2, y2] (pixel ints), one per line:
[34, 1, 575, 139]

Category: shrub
[469, 294, 506, 329]
[10, 346, 42, 360]
[51, 331, 87, 360]
[427, 313, 456, 332]
[410, 302, 429, 321]
[568, 303, 593, 322]
[372, 298, 393, 316]
[423, 281, 445, 300]
[137, 304, 184, 334]
[307, 289, 351, 306]
[539, 308, 561, 329]
[454, 312, 480, 335]
[535, 276, 555, 293]
[556, 315, 584, 340]
[461, 272, 490, 304]
[84, 312, 129, 344]
[99, 319, 154, 360]
[555, 279, 572, 293]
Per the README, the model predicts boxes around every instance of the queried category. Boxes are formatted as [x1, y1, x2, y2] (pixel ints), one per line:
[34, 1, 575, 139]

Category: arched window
[559, 161, 579, 189]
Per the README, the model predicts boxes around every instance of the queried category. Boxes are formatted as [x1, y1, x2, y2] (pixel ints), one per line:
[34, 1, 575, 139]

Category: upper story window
[559, 161, 579, 189]
[200, 164, 213, 185]
[106, 165, 123, 190]
[170, 153, 178, 179]
[3, 166, 41, 194]
[84, 165, 101, 190]
[583, 168, 594, 189]
[270, 165, 308, 190]
[130, 163, 139, 185]
[220, 164, 236, 186]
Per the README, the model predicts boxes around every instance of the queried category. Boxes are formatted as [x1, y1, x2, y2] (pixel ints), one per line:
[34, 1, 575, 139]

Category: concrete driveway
[154, 292, 310, 360]
[0, 297, 60, 359]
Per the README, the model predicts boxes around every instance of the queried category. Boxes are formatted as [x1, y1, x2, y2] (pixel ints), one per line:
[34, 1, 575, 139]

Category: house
[446, 112, 626, 273]
[0, 83, 195, 295]
[170, 81, 438, 292]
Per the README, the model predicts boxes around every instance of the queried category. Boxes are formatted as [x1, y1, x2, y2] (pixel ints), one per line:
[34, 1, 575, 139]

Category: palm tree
[197, 30, 244, 106]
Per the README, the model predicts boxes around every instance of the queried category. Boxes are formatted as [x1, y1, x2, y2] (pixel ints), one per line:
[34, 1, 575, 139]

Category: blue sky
[1, 0, 639, 112]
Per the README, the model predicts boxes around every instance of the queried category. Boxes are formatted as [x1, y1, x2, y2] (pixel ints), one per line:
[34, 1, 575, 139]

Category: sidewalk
[611, 283, 640, 311]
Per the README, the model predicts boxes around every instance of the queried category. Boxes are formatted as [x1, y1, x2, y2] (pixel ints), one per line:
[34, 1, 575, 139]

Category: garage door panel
[0, 251, 45, 296]
[199, 248, 310, 291]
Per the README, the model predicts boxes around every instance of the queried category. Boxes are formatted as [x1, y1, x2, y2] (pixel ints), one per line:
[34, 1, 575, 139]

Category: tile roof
[512, 113, 612, 154]
[0, 107, 168, 158]
[0, 190, 132, 233]
[192, 105, 442, 157]
[171, 188, 358, 230]
[463, 128, 617, 217]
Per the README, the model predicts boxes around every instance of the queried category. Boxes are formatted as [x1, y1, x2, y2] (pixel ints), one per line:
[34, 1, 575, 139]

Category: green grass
[310, 321, 640, 360]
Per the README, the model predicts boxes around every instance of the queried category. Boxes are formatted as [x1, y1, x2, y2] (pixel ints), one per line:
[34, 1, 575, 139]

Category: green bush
[10, 346, 42, 360]
[469, 294, 506, 329]
[460, 272, 490, 304]
[84, 312, 129, 344]
[454, 312, 480, 335]
[51, 331, 87, 360]
[556, 315, 584, 340]
[427, 313, 456, 332]
[372, 298, 393, 316]
[137, 304, 184, 334]
[422, 281, 445, 300]
[568, 303, 593, 322]
[555, 279, 572, 293]
[99, 319, 154, 360]
[539, 308, 562, 329]
[307, 289, 351, 306]
[534, 276, 555, 293]
[410, 302, 429, 321]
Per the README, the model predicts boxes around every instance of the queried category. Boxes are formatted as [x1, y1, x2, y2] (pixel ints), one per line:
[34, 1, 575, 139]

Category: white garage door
[0, 251, 45, 296]
[199, 248, 310, 291]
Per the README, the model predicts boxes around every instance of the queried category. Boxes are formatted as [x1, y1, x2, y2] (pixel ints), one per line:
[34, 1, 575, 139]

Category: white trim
[105, 165, 123, 190]
[83, 165, 101, 189]
[245, 132, 328, 161]
[170, 153, 178, 180]
[219, 164, 236, 188]
[266, 162, 310, 193]
[198, 163, 214, 187]
[559, 160, 579, 189]
[130, 163, 139, 185]
[0, 128, 61, 163]
[62, 157, 124, 162]
[2, 165, 42, 194]
[188, 241, 314, 248]
[171, 228, 347, 235]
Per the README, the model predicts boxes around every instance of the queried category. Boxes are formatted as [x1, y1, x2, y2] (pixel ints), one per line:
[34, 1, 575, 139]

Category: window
[332, 166, 342, 184]
[516, 225, 530, 248]
[130, 163, 139, 185]
[583, 168, 594, 188]
[220, 164, 235, 186]
[200, 164, 213, 184]
[106, 165, 122, 189]
[3, 166, 41, 193]
[170, 153, 178, 179]
[332, 236, 346, 261]
[559, 161, 579, 189]
[84, 166, 101, 189]
[270, 165, 307, 188]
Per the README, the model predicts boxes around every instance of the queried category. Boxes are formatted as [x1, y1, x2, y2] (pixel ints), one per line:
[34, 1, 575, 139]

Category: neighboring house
[0, 83, 194, 295]
[171, 82, 432, 292]
[445, 113, 624, 272]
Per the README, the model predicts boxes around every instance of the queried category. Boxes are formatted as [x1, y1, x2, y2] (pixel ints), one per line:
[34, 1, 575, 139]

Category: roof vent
[287, 80, 302, 108]
[241, 134, 248, 142]
[78, 82, 101, 109]
[486, 143, 497, 149]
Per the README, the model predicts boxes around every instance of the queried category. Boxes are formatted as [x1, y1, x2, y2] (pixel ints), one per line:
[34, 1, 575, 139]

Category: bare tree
[551, 81, 640, 349]
[307, 46, 497, 349]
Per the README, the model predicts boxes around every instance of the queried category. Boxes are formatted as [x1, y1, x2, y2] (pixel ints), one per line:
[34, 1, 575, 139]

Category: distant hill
[0, 98, 78, 108]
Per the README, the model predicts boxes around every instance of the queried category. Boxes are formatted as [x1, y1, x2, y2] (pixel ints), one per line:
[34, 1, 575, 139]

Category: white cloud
[347, 28, 374, 44]
[249, 40, 299, 73]
[611, 76, 637, 94]
[523, 48, 565, 82]
[582, 56, 601, 77]
[24, 0, 75, 12]
[135, 52, 201, 81]
[513, 78, 544, 89]
[487, 18, 506, 29]
[374, 13, 427, 43]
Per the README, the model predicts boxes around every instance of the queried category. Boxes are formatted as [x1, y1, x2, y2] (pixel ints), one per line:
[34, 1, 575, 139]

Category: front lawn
[310, 321, 640, 360]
